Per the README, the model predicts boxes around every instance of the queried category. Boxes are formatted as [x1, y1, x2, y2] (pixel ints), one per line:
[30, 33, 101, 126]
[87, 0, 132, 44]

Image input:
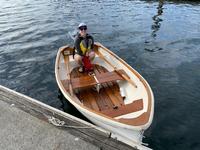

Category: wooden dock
[0, 85, 139, 150]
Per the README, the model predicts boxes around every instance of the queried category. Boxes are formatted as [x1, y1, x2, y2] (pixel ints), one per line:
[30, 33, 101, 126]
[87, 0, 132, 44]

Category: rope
[46, 116, 92, 129]
[9, 103, 93, 129]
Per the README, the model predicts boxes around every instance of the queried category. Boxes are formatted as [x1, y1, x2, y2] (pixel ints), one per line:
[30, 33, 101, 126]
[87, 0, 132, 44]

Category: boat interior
[69, 65, 143, 117]
[58, 45, 152, 126]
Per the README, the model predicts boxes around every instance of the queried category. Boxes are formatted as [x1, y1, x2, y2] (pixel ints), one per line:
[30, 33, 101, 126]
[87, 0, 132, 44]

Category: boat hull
[55, 43, 154, 150]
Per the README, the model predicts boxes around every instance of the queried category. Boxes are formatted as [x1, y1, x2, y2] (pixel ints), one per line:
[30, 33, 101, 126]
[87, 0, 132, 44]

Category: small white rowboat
[55, 42, 154, 149]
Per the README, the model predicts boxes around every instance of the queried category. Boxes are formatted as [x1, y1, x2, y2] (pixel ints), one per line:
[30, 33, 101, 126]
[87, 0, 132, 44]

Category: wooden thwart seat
[70, 69, 128, 90]
[101, 99, 143, 118]
[71, 75, 97, 89]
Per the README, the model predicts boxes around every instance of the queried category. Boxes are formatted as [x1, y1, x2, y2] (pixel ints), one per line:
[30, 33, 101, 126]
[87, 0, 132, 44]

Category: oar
[96, 50, 137, 88]
[63, 52, 74, 96]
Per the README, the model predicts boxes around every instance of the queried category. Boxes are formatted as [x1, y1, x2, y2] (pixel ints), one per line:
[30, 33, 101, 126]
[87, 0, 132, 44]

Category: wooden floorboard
[95, 65, 122, 108]
[101, 99, 143, 118]
[70, 64, 124, 112]
[96, 65, 124, 107]
[83, 90, 100, 111]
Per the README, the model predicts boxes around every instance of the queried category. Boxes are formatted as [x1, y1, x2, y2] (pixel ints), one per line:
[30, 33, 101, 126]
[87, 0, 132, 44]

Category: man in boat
[74, 23, 95, 72]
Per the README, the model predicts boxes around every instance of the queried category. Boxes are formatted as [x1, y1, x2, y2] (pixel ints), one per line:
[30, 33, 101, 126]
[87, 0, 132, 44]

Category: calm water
[0, 0, 200, 149]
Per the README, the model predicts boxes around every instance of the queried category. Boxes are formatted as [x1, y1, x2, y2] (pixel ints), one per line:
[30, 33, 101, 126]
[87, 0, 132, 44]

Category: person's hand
[86, 51, 89, 57]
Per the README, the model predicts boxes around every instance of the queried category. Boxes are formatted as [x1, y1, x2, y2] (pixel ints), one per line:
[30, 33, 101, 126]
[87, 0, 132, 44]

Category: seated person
[74, 23, 95, 72]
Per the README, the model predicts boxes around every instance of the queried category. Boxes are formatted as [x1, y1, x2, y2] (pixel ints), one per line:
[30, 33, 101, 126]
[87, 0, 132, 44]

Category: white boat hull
[55, 42, 154, 150]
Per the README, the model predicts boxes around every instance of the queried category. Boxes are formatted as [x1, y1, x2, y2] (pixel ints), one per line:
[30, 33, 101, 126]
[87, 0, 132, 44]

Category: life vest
[79, 37, 93, 55]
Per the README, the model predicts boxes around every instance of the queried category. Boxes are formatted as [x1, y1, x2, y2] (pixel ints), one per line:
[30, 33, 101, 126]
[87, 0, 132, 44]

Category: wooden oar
[96, 50, 137, 88]
[63, 53, 74, 96]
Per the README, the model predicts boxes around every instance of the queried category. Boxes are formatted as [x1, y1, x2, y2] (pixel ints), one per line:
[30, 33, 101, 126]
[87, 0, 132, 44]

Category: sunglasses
[79, 26, 87, 31]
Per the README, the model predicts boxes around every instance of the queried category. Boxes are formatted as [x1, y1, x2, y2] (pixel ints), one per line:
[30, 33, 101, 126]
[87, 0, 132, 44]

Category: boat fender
[108, 132, 112, 138]
[119, 87, 126, 100]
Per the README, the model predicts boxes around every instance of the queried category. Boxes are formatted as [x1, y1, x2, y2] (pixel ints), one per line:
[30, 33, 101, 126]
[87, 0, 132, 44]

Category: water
[0, 0, 200, 149]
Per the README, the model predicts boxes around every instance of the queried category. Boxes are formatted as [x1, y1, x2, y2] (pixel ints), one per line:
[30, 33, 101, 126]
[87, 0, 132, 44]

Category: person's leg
[74, 54, 83, 72]
[74, 54, 82, 65]
[88, 51, 95, 61]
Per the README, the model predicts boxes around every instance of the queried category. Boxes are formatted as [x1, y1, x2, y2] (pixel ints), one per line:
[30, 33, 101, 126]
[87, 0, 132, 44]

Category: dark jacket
[74, 33, 94, 56]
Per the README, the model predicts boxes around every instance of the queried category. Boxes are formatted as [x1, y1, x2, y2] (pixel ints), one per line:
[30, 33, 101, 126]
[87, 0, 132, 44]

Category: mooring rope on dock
[46, 115, 93, 129]
[9, 102, 93, 129]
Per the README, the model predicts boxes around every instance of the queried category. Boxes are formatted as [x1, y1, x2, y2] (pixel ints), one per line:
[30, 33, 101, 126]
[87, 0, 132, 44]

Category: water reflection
[151, 0, 164, 38]
[57, 89, 91, 122]
[57, 89, 76, 113]
[145, 0, 164, 52]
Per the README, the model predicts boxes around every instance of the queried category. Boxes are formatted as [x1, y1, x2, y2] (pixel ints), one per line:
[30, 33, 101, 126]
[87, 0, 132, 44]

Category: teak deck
[70, 65, 125, 112]
[68, 65, 143, 118]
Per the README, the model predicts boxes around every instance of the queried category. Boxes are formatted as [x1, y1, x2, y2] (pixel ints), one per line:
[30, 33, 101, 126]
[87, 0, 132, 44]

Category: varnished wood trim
[68, 69, 125, 89]
[101, 99, 143, 118]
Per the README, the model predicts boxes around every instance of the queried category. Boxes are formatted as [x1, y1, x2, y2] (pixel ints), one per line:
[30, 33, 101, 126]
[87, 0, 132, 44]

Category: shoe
[88, 71, 94, 76]
[78, 66, 84, 73]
